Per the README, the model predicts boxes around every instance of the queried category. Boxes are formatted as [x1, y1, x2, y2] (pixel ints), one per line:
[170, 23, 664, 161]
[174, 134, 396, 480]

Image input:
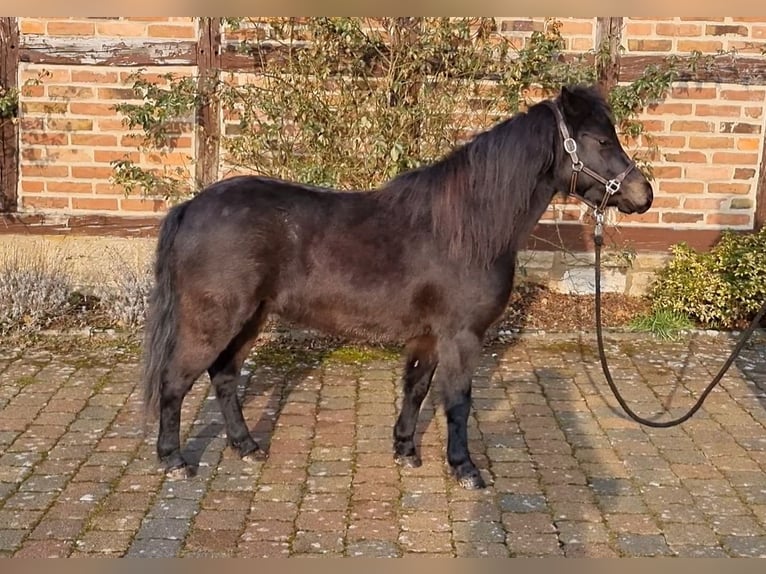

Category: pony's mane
[374, 86, 610, 267]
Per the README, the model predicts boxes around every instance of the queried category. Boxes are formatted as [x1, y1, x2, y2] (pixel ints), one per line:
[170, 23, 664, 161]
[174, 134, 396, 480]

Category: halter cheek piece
[544, 101, 636, 217]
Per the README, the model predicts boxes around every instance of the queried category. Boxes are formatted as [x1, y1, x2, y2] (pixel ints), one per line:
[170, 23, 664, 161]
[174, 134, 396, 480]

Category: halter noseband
[545, 101, 635, 215]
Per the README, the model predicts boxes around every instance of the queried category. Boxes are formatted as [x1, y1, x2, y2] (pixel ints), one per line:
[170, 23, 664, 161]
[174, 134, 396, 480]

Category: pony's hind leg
[208, 304, 267, 463]
[433, 330, 485, 489]
[394, 335, 438, 468]
[158, 364, 207, 479]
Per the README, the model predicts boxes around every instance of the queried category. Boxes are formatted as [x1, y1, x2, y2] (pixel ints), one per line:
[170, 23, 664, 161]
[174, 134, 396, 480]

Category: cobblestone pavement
[1, 330, 765, 558]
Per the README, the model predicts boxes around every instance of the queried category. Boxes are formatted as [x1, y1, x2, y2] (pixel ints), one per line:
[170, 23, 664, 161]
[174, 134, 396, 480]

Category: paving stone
[721, 536, 766, 557]
[616, 534, 674, 557]
[1, 333, 765, 558]
[345, 539, 400, 557]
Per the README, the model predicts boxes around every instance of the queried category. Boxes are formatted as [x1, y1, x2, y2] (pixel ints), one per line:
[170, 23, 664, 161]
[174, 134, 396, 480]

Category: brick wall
[8, 17, 766, 239]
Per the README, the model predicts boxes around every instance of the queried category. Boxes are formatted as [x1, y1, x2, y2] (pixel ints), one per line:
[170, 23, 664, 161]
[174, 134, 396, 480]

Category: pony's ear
[560, 86, 591, 121]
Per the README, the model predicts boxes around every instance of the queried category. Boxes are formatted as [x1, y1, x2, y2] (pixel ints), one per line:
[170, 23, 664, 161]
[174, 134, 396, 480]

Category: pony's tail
[142, 201, 189, 418]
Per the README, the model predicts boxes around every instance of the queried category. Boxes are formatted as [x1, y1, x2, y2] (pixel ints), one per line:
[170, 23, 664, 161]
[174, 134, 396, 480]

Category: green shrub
[649, 227, 766, 329]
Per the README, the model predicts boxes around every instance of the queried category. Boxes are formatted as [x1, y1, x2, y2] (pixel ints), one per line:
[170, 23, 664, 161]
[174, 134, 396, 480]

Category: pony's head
[550, 85, 653, 215]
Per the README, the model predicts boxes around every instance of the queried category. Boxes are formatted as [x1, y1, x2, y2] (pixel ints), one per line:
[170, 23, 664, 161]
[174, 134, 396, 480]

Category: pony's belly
[273, 290, 425, 341]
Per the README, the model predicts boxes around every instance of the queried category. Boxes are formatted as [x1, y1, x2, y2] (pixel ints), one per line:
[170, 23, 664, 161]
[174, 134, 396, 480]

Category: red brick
[47, 21, 95, 35]
[663, 150, 707, 163]
[628, 39, 672, 51]
[145, 152, 191, 165]
[662, 212, 704, 224]
[21, 132, 68, 145]
[706, 213, 751, 226]
[96, 119, 131, 131]
[656, 23, 702, 36]
[97, 88, 137, 100]
[96, 21, 148, 36]
[71, 197, 119, 211]
[147, 24, 195, 38]
[559, 21, 592, 35]
[670, 120, 715, 132]
[22, 165, 69, 178]
[660, 181, 704, 194]
[47, 181, 94, 194]
[22, 102, 68, 114]
[94, 150, 140, 163]
[69, 103, 120, 116]
[672, 86, 717, 99]
[627, 212, 660, 224]
[720, 89, 765, 101]
[71, 70, 119, 83]
[21, 84, 44, 97]
[47, 86, 94, 99]
[120, 198, 166, 212]
[689, 135, 734, 149]
[70, 134, 118, 146]
[708, 183, 751, 194]
[695, 104, 742, 117]
[22, 196, 69, 210]
[737, 138, 760, 151]
[677, 40, 724, 52]
[652, 135, 686, 148]
[19, 19, 45, 34]
[711, 152, 758, 164]
[706, 24, 748, 36]
[72, 166, 115, 179]
[94, 183, 123, 195]
[647, 103, 693, 116]
[46, 118, 93, 131]
[21, 180, 45, 193]
[683, 198, 725, 210]
[652, 166, 682, 178]
[734, 168, 756, 179]
[684, 166, 732, 180]
[649, 197, 680, 209]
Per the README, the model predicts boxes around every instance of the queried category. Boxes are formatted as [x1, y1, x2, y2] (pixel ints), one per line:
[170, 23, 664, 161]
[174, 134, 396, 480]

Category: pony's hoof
[457, 473, 486, 490]
[451, 465, 486, 490]
[394, 454, 422, 468]
[242, 448, 268, 464]
[165, 465, 193, 480]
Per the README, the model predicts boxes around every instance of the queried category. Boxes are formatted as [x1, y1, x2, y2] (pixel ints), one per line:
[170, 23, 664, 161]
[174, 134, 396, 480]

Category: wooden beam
[595, 17, 622, 94]
[0, 17, 18, 213]
[195, 17, 222, 189]
[756, 135, 766, 231]
[0, 211, 734, 253]
[19, 35, 197, 66]
[619, 54, 766, 85]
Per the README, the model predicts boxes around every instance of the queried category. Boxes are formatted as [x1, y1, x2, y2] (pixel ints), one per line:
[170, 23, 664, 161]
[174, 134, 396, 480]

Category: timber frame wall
[1, 16, 765, 253]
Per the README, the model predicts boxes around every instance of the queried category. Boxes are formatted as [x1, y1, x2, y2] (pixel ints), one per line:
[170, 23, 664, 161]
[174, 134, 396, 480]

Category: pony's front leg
[394, 335, 438, 468]
[434, 331, 485, 489]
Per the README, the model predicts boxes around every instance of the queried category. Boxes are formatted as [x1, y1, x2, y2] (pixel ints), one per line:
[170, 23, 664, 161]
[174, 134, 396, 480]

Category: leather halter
[544, 101, 636, 214]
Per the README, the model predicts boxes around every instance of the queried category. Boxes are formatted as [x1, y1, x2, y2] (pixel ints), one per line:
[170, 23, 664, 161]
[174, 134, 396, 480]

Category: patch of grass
[250, 341, 324, 371]
[325, 344, 401, 365]
[628, 309, 694, 341]
[15, 375, 37, 388]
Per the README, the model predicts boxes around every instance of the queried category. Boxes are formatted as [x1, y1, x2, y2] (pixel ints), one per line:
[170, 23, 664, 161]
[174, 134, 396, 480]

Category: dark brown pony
[142, 85, 653, 489]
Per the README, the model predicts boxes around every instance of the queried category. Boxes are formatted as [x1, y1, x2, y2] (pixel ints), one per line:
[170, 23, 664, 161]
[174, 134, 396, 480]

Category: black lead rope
[593, 216, 766, 428]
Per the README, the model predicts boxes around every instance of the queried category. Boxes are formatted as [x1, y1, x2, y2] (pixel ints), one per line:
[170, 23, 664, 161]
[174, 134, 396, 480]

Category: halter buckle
[563, 137, 577, 154]
[572, 160, 584, 173]
[594, 210, 605, 240]
[606, 179, 621, 195]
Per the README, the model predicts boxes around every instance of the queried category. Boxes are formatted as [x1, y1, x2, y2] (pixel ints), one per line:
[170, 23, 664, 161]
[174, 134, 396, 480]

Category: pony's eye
[598, 138, 610, 146]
